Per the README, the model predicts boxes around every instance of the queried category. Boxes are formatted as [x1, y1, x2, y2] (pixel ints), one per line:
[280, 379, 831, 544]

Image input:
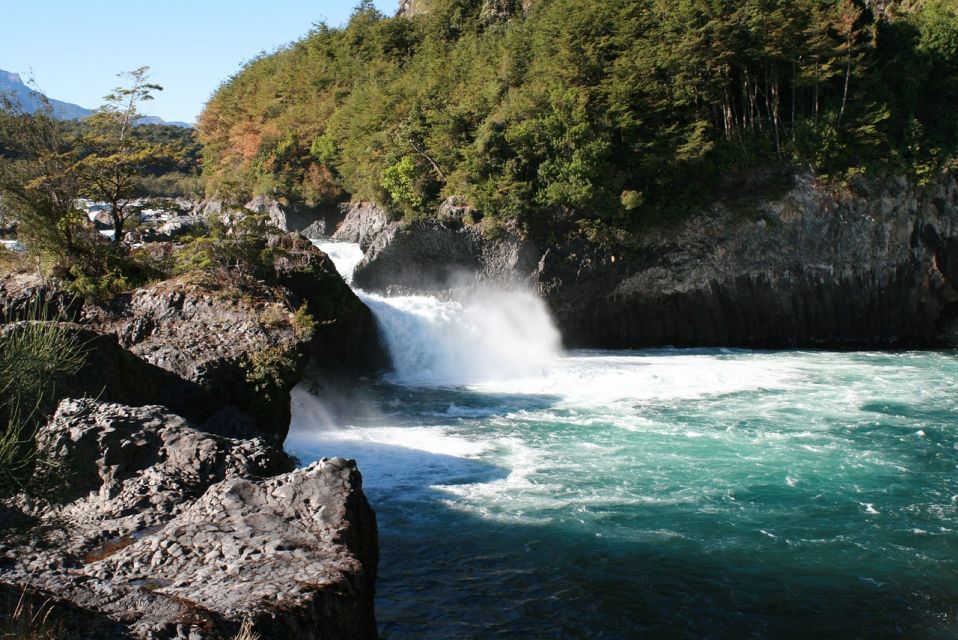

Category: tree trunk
[111, 202, 124, 246]
[791, 61, 796, 139]
[771, 69, 782, 157]
[838, 56, 852, 126]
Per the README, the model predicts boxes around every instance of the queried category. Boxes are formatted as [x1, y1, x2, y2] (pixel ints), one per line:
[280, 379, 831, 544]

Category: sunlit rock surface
[0, 399, 377, 640]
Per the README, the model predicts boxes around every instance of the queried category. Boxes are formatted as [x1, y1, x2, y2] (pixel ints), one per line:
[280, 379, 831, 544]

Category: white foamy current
[292, 240, 958, 638]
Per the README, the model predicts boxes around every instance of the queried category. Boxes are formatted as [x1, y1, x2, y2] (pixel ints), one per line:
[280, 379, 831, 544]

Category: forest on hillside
[199, 0, 958, 238]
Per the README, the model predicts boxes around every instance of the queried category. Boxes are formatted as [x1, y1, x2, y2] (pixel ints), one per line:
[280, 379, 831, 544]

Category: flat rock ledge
[0, 400, 377, 640]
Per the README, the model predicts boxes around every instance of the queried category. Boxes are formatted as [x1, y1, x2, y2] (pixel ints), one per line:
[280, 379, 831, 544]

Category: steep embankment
[1, 400, 377, 640]
[0, 231, 385, 638]
[344, 170, 958, 349]
[198, 0, 958, 249]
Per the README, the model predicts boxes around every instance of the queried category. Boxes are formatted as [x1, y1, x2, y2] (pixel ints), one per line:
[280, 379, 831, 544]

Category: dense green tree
[74, 67, 173, 244]
[198, 0, 958, 238]
[0, 97, 103, 274]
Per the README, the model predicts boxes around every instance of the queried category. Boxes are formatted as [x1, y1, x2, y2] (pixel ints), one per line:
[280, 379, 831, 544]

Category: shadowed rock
[346, 170, 958, 348]
[71, 233, 388, 440]
[0, 399, 377, 640]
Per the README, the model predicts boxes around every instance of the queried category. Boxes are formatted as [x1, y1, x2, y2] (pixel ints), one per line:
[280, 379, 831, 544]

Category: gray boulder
[136, 215, 205, 243]
[245, 195, 332, 236]
[0, 272, 83, 322]
[332, 202, 392, 250]
[0, 399, 377, 639]
[350, 216, 539, 293]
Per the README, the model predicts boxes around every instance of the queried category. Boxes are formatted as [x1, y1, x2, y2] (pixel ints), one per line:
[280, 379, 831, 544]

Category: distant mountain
[134, 115, 192, 129]
[0, 69, 192, 128]
[0, 69, 92, 120]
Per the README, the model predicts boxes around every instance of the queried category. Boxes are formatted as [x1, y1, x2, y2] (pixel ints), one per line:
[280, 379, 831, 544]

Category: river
[287, 241, 958, 638]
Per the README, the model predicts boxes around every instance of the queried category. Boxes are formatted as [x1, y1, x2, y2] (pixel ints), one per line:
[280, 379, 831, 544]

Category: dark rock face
[246, 195, 344, 239]
[271, 233, 389, 372]
[80, 277, 304, 440]
[549, 172, 958, 348]
[0, 399, 377, 640]
[354, 221, 479, 293]
[70, 233, 387, 440]
[0, 323, 205, 421]
[351, 218, 539, 293]
[346, 171, 958, 348]
[0, 233, 387, 441]
[0, 273, 83, 323]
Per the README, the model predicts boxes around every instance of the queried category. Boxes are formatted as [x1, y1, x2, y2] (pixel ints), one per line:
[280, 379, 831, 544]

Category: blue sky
[1, 0, 395, 124]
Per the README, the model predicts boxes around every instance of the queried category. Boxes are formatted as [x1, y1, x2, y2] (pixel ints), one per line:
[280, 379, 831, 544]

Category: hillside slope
[199, 0, 958, 240]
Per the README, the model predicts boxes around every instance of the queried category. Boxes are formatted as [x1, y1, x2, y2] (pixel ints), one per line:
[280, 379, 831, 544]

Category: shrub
[243, 346, 297, 402]
[291, 304, 317, 340]
[175, 212, 283, 282]
[0, 308, 88, 498]
[620, 190, 644, 211]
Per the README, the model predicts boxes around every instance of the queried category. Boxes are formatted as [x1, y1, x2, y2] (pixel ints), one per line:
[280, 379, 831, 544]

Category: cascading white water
[317, 241, 365, 285]
[315, 240, 562, 385]
[301, 240, 958, 640]
[363, 289, 561, 385]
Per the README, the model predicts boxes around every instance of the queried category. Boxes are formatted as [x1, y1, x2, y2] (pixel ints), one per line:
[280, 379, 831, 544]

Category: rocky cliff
[346, 170, 958, 349]
[397, 0, 534, 20]
[1, 400, 377, 640]
[0, 230, 385, 636]
[61, 232, 387, 440]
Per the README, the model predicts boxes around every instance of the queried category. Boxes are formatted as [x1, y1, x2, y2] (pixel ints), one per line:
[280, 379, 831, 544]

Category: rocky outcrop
[0, 233, 388, 441]
[271, 234, 388, 372]
[345, 170, 958, 348]
[0, 272, 83, 323]
[0, 323, 205, 424]
[547, 171, 958, 348]
[351, 218, 538, 293]
[135, 215, 205, 243]
[397, 0, 434, 17]
[332, 202, 393, 250]
[0, 399, 377, 640]
[79, 276, 305, 440]
[245, 195, 343, 239]
[78, 234, 386, 440]
[398, 0, 534, 20]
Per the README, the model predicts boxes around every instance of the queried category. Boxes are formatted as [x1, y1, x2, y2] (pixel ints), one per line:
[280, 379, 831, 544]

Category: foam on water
[314, 240, 365, 284]
[291, 241, 958, 637]
[288, 348, 958, 637]
[362, 289, 562, 385]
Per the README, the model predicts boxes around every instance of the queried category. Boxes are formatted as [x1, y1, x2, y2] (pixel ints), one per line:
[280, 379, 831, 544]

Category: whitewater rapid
[290, 240, 958, 639]
[318, 240, 562, 385]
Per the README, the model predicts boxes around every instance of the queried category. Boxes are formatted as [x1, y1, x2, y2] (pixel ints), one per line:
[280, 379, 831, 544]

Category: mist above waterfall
[362, 287, 562, 386]
[315, 239, 562, 387]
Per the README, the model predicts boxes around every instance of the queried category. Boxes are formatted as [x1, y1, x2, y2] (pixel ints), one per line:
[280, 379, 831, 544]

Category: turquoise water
[288, 348, 958, 639]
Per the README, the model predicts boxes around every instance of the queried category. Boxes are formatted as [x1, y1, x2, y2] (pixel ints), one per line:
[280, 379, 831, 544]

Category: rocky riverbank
[1, 400, 376, 640]
[0, 224, 385, 638]
[344, 170, 958, 349]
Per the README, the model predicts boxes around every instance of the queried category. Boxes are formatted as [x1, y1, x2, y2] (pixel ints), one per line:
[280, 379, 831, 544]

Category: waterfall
[315, 241, 562, 386]
[317, 241, 365, 285]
